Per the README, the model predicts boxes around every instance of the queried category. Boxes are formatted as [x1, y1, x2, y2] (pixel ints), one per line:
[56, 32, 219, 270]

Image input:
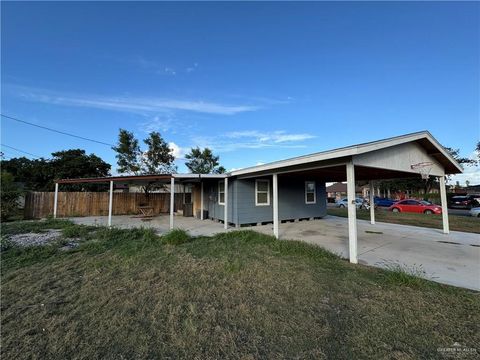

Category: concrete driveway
[254, 216, 480, 291]
[70, 214, 480, 291]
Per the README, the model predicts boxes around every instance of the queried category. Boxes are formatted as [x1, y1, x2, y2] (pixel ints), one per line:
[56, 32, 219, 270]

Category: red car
[388, 199, 442, 214]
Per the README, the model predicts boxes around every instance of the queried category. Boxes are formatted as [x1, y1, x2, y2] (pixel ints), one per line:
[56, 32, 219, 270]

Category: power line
[1, 144, 41, 158]
[1, 114, 115, 147]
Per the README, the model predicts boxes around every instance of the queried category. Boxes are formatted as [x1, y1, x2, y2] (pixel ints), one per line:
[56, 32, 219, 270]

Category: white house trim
[273, 174, 279, 239]
[346, 161, 358, 264]
[170, 177, 174, 229]
[224, 177, 228, 229]
[305, 181, 316, 204]
[255, 179, 270, 206]
[218, 180, 225, 205]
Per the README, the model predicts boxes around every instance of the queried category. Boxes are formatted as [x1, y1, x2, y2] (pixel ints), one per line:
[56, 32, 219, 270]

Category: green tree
[185, 147, 226, 174]
[112, 129, 142, 174]
[143, 132, 176, 174]
[112, 129, 177, 195]
[51, 149, 111, 190]
[0, 150, 111, 191]
[1, 171, 22, 221]
[444, 147, 477, 167]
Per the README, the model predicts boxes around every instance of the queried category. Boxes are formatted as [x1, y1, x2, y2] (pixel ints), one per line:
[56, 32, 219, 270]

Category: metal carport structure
[229, 131, 463, 264]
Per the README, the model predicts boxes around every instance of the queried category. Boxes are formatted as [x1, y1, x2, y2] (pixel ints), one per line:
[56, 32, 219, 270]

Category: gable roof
[326, 182, 362, 193]
[230, 131, 463, 177]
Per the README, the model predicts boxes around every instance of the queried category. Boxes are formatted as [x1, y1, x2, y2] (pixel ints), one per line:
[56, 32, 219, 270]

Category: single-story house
[326, 182, 363, 200]
[54, 131, 462, 264]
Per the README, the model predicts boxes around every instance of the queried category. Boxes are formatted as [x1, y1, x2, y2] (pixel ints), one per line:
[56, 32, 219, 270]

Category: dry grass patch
[1, 223, 479, 359]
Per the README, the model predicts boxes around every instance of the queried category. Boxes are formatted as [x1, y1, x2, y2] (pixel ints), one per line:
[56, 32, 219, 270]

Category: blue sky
[1, 2, 479, 183]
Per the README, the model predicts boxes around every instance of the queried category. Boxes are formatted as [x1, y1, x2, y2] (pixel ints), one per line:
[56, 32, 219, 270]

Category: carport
[54, 173, 227, 229]
[230, 131, 463, 264]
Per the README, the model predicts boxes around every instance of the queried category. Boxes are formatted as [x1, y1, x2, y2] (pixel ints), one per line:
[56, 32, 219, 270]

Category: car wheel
[424, 210, 433, 215]
[392, 208, 400, 213]
[339, 204, 345, 208]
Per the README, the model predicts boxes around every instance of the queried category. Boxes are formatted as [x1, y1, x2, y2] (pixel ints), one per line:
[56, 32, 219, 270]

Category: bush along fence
[24, 192, 185, 219]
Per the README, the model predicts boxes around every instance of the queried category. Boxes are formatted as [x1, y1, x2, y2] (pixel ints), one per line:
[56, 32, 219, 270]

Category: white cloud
[17, 87, 258, 115]
[185, 63, 199, 73]
[225, 130, 315, 143]
[448, 151, 480, 186]
[189, 129, 313, 153]
[140, 114, 175, 134]
[169, 142, 186, 160]
[163, 67, 176, 75]
[449, 165, 480, 186]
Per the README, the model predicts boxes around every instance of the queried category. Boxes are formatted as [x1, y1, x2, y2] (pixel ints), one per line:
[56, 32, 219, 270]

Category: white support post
[53, 183, 59, 219]
[224, 178, 228, 229]
[108, 180, 114, 227]
[369, 181, 375, 225]
[346, 161, 358, 264]
[273, 173, 279, 239]
[200, 181, 204, 220]
[170, 177, 175, 230]
[439, 176, 450, 234]
[387, 188, 391, 198]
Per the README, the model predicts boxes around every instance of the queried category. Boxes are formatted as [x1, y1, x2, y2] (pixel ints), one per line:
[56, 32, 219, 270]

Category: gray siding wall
[203, 176, 326, 225]
[204, 179, 235, 224]
[236, 177, 326, 224]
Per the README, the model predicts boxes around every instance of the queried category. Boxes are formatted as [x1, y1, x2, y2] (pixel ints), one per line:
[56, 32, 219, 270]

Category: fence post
[53, 183, 59, 219]
[108, 181, 114, 227]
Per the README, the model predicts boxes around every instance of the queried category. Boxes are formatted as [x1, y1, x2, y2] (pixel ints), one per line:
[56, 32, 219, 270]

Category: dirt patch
[7, 230, 63, 247]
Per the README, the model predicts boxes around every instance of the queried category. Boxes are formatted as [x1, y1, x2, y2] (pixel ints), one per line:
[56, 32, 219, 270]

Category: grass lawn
[327, 207, 480, 234]
[1, 220, 479, 359]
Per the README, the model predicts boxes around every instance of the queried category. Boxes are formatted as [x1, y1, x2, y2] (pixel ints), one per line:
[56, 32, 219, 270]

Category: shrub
[62, 225, 92, 239]
[379, 263, 427, 287]
[162, 228, 191, 245]
[0, 237, 14, 252]
[0, 172, 22, 221]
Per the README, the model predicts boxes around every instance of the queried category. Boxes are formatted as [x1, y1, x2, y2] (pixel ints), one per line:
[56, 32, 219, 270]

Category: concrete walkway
[69, 215, 480, 291]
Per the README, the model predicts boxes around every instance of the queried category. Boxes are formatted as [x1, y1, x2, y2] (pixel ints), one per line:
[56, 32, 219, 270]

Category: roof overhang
[56, 173, 227, 184]
[230, 131, 463, 177]
[56, 174, 173, 184]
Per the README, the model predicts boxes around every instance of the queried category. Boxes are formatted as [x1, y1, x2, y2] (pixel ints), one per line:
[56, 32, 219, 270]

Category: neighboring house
[326, 182, 363, 200]
[452, 184, 480, 195]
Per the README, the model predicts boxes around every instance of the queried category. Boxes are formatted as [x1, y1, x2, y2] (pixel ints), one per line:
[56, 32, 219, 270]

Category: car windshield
[420, 201, 432, 205]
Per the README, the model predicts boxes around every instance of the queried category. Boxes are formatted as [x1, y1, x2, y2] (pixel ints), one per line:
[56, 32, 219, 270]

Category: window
[255, 179, 270, 206]
[218, 181, 225, 205]
[305, 181, 316, 204]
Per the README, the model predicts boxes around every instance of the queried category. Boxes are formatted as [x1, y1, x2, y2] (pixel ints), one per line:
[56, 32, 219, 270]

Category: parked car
[469, 207, 480, 218]
[388, 199, 442, 214]
[374, 197, 396, 207]
[449, 195, 479, 209]
[336, 197, 363, 209]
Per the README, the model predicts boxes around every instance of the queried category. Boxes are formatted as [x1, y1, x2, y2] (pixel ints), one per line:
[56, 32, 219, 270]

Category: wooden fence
[24, 192, 184, 219]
